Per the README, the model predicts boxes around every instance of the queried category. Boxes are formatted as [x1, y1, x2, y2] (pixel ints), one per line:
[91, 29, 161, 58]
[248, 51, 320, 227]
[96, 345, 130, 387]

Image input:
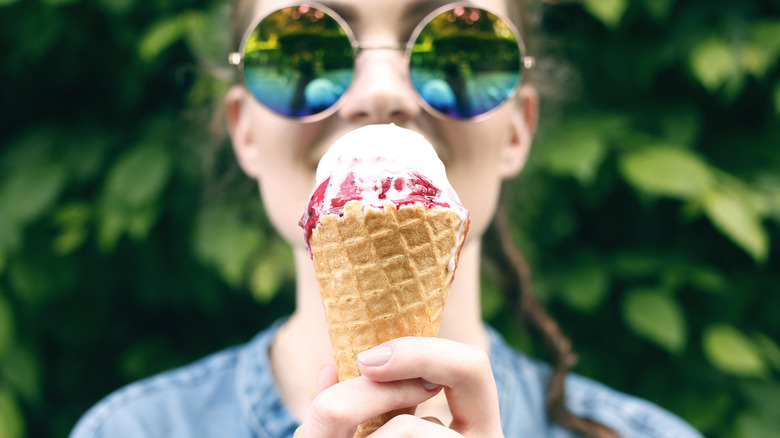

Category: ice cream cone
[309, 200, 468, 437]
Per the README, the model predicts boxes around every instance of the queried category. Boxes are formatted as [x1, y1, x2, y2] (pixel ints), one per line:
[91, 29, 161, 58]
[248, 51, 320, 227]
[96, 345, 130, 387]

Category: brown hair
[489, 201, 619, 438]
[228, 1, 617, 436]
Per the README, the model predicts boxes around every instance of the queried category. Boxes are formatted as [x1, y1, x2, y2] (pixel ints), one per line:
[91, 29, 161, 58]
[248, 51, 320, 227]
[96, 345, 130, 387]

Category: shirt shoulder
[70, 344, 247, 438]
[486, 326, 703, 438]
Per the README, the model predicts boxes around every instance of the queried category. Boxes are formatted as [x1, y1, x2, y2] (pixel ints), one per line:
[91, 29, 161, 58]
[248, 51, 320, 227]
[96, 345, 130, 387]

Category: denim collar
[237, 319, 298, 438]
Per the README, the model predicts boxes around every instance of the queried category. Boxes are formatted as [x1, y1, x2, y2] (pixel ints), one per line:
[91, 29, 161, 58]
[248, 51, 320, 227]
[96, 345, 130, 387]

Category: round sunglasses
[229, 2, 535, 121]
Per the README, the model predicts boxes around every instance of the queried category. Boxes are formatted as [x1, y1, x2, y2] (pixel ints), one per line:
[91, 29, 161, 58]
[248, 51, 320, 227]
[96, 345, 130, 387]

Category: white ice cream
[303, 124, 469, 270]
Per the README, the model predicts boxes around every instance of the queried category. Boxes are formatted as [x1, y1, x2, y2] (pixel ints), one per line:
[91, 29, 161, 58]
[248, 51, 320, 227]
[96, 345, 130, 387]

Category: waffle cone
[309, 200, 467, 437]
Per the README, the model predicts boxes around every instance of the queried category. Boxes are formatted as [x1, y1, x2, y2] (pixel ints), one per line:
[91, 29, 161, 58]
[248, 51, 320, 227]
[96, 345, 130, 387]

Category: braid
[490, 205, 620, 438]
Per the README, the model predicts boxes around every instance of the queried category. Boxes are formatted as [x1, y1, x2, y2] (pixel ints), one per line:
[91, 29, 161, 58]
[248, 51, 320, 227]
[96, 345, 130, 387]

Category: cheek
[246, 111, 327, 247]
[437, 123, 508, 240]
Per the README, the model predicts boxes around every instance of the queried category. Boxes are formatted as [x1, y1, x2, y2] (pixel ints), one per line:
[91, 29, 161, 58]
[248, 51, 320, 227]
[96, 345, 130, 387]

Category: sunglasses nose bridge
[338, 47, 421, 123]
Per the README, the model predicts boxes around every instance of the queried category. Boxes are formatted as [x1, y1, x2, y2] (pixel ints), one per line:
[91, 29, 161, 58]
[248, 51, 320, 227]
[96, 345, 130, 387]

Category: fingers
[369, 414, 463, 437]
[298, 375, 442, 438]
[356, 337, 502, 436]
[422, 416, 445, 426]
[317, 364, 339, 393]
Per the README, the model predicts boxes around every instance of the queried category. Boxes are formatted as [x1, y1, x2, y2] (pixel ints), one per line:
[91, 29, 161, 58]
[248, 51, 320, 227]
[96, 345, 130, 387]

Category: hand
[295, 337, 504, 437]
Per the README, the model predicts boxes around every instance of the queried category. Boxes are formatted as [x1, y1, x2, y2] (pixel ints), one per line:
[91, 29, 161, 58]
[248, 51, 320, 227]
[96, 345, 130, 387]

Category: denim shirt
[71, 320, 702, 438]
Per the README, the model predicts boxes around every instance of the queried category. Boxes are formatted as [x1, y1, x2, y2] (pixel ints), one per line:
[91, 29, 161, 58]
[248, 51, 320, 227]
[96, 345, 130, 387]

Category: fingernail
[420, 379, 441, 390]
[357, 346, 392, 367]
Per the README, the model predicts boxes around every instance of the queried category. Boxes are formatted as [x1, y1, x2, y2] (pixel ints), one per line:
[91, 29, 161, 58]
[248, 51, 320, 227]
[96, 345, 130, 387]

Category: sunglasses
[229, 2, 535, 121]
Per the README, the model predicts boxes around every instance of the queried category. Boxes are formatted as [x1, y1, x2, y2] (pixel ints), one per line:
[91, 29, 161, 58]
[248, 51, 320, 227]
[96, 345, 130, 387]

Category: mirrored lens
[242, 5, 354, 118]
[410, 7, 521, 119]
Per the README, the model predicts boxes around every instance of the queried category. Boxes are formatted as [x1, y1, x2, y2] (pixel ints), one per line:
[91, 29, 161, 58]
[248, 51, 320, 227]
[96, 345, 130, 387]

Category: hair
[487, 200, 619, 438]
[228, 1, 617, 436]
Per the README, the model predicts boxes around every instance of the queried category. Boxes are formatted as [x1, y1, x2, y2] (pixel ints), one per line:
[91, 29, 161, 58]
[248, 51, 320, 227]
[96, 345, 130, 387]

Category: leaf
[689, 37, 739, 92]
[618, 146, 714, 199]
[250, 260, 282, 304]
[0, 245, 5, 277]
[98, 141, 171, 250]
[753, 332, 780, 372]
[703, 324, 767, 377]
[611, 250, 664, 278]
[622, 289, 687, 353]
[480, 273, 504, 321]
[730, 412, 779, 438]
[678, 393, 731, 435]
[536, 115, 616, 184]
[0, 161, 68, 227]
[0, 294, 14, 359]
[658, 105, 702, 146]
[250, 243, 292, 303]
[749, 20, 780, 68]
[94, 0, 132, 16]
[0, 387, 25, 438]
[540, 136, 605, 185]
[184, 7, 230, 63]
[773, 80, 780, 116]
[139, 15, 189, 62]
[556, 257, 610, 313]
[102, 142, 171, 209]
[0, 0, 21, 6]
[193, 203, 263, 287]
[52, 203, 91, 256]
[0, 345, 41, 403]
[583, 0, 628, 28]
[43, 0, 79, 5]
[741, 43, 773, 78]
[640, 0, 676, 21]
[703, 188, 768, 262]
[740, 381, 780, 424]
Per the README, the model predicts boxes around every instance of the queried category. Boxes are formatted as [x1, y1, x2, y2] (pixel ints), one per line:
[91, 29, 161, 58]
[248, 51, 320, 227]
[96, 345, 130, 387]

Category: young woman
[71, 1, 703, 437]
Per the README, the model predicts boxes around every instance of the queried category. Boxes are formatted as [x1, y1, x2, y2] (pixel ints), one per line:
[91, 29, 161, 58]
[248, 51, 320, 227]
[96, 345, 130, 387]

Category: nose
[338, 49, 421, 123]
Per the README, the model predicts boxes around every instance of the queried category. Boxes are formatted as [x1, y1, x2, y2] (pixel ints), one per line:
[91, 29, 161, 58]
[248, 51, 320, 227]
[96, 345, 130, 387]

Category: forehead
[249, 0, 510, 25]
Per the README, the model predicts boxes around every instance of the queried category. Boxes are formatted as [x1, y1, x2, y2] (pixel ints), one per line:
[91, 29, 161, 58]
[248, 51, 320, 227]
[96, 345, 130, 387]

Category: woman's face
[227, 0, 537, 251]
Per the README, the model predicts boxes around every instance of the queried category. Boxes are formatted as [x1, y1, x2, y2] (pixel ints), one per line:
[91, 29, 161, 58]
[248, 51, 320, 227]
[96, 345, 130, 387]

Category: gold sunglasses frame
[229, 1, 535, 122]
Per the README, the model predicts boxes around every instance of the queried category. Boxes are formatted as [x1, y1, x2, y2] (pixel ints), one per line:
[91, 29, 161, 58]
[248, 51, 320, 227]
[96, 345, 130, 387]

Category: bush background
[0, 0, 778, 437]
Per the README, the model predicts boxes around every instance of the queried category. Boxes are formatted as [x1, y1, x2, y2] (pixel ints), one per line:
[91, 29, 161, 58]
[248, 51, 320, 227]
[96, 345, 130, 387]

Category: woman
[71, 0, 703, 436]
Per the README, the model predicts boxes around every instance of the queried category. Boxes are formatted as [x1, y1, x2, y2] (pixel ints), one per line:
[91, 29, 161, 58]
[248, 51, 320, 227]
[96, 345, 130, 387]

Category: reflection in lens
[410, 8, 521, 118]
[242, 6, 354, 117]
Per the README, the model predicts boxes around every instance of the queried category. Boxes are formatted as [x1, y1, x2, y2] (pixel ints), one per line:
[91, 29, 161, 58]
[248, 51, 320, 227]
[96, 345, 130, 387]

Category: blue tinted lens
[410, 7, 521, 119]
[242, 6, 354, 118]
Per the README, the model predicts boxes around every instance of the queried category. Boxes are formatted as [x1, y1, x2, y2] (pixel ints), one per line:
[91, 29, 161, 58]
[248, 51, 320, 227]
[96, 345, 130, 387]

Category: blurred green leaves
[97, 137, 171, 250]
[583, 0, 628, 28]
[618, 147, 770, 261]
[0, 134, 68, 250]
[703, 324, 768, 377]
[688, 20, 780, 99]
[0, 387, 25, 438]
[194, 201, 263, 287]
[0, 294, 14, 359]
[619, 146, 713, 199]
[703, 188, 769, 263]
[514, 1, 780, 436]
[622, 288, 687, 354]
[0, 1, 775, 438]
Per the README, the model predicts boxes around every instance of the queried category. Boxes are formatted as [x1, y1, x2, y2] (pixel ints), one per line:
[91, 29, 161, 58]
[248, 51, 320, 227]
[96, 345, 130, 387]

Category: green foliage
[622, 288, 687, 354]
[0, 1, 777, 438]
[497, 1, 780, 436]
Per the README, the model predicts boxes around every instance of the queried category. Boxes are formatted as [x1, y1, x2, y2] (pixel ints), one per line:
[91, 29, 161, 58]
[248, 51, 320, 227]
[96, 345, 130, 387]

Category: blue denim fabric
[71, 320, 702, 437]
